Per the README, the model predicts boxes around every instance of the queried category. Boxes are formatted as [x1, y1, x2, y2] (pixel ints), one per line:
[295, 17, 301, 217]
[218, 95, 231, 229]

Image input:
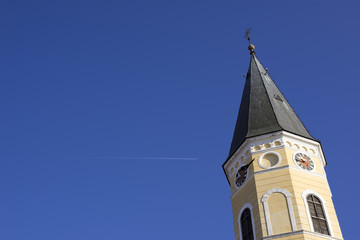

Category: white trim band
[261, 230, 342, 240]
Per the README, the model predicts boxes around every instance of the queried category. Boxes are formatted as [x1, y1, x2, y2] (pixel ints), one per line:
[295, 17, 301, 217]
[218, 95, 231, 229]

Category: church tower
[222, 43, 343, 240]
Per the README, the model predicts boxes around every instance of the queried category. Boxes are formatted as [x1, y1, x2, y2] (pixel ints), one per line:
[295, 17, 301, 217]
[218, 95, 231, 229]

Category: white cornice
[225, 131, 284, 178]
[225, 131, 326, 181]
[261, 230, 342, 240]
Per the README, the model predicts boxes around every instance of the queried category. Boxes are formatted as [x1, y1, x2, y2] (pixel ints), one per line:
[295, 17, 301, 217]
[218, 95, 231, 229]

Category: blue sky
[1, 0, 359, 239]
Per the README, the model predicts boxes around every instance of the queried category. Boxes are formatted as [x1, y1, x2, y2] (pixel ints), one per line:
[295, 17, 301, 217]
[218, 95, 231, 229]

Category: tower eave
[222, 130, 325, 185]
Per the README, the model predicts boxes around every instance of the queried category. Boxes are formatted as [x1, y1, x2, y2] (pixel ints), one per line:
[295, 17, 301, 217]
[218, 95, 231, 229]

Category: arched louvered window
[240, 208, 254, 240]
[307, 195, 330, 235]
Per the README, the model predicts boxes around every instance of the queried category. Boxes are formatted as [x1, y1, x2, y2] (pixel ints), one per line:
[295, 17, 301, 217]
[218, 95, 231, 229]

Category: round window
[259, 152, 280, 168]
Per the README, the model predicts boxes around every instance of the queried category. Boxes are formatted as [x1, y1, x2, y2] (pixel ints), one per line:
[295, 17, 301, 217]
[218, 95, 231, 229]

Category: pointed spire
[227, 51, 314, 159]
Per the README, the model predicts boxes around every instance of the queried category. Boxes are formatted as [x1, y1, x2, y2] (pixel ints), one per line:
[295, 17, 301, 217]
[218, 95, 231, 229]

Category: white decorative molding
[283, 139, 319, 158]
[258, 151, 282, 169]
[261, 194, 272, 236]
[282, 131, 325, 167]
[261, 230, 343, 240]
[238, 203, 256, 240]
[302, 189, 334, 237]
[250, 139, 284, 154]
[224, 131, 325, 180]
[261, 188, 296, 236]
[288, 165, 327, 178]
[225, 131, 284, 178]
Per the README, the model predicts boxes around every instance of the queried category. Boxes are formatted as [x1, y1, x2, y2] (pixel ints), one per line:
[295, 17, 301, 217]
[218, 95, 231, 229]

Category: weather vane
[244, 28, 255, 53]
[244, 28, 252, 44]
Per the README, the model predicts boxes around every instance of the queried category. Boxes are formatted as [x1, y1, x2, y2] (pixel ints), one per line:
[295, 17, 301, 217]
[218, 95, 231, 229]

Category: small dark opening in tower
[274, 94, 283, 102]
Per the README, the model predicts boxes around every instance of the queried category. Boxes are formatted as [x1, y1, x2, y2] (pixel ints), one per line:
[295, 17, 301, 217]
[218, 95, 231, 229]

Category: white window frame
[258, 151, 282, 169]
[238, 203, 256, 240]
[302, 189, 333, 236]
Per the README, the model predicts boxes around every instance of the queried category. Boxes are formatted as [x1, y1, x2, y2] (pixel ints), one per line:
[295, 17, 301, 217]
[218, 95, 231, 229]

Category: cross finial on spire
[244, 28, 251, 44]
[244, 28, 255, 54]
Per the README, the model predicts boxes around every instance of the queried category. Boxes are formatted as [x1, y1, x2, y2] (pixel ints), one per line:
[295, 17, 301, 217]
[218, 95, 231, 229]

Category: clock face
[235, 166, 248, 187]
[294, 153, 314, 171]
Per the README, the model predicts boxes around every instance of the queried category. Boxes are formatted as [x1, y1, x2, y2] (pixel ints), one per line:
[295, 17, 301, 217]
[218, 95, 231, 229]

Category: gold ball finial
[244, 28, 255, 54]
[248, 44, 255, 53]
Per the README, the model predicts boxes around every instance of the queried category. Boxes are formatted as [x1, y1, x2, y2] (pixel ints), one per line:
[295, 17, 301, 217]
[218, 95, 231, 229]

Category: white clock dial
[294, 152, 314, 171]
[235, 167, 248, 187]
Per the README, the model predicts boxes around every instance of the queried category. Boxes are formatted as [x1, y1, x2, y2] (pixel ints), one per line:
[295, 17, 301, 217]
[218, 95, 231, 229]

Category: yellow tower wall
[225, 131, 343, 240]
[268, 192, 292, 234]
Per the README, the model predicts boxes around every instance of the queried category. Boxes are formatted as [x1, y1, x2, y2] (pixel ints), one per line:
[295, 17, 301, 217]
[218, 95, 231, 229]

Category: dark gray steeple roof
[227, 52, 315, 160]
